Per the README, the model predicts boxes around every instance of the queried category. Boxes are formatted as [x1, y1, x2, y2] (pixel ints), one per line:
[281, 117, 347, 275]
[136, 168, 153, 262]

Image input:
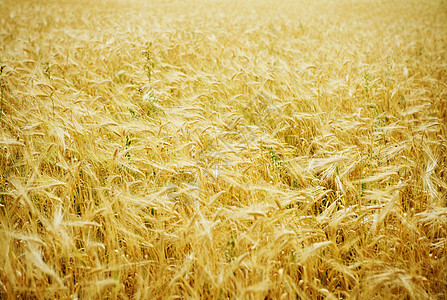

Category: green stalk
[0, 63, 3, 123]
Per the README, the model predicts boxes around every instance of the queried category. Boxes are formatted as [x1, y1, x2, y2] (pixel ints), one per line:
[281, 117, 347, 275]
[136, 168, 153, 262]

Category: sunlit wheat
[0, 0, 446, 298]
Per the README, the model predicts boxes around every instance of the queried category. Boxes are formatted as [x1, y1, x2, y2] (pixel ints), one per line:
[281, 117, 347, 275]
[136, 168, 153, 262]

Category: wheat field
[0, 0, 446, 298]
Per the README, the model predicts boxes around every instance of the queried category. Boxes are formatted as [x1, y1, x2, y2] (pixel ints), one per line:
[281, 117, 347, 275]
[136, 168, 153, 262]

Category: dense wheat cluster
[1, 0, 446, 298]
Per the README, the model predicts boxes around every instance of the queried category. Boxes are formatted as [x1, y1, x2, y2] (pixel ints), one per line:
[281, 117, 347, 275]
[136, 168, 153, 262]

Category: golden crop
[0, 0, 446, 298]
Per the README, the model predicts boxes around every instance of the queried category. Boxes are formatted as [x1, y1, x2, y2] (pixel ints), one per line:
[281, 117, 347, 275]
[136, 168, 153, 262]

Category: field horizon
[1, 0, 446, 298]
